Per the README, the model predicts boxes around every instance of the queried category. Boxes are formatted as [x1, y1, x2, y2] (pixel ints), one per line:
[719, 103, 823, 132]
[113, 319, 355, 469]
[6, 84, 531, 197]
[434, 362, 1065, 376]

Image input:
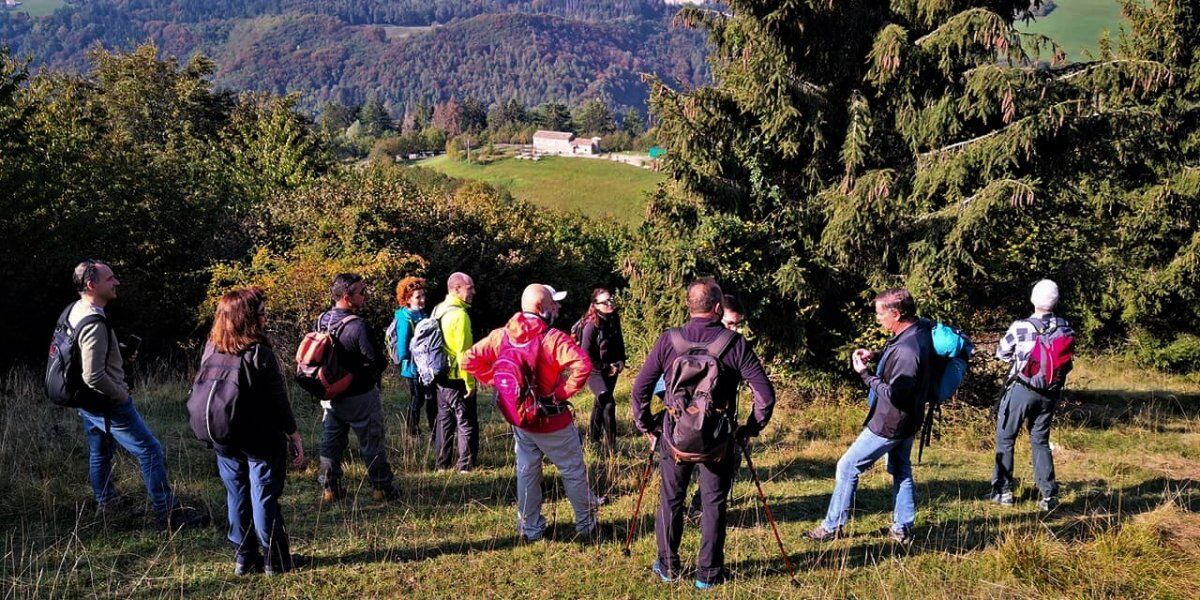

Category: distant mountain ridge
[0, 0, 710, 111]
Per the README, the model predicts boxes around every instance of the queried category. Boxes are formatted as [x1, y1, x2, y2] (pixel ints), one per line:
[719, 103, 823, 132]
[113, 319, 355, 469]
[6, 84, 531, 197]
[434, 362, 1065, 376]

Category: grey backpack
[410, 309, 455, 385]
[661, 328, 737, 463]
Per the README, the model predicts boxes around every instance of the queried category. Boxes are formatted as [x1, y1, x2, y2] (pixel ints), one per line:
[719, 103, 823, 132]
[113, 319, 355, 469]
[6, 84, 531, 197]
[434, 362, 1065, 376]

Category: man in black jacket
[631, 278, 776, 589]
[807, 288, 935, 544]
[316, 273, 399, 502]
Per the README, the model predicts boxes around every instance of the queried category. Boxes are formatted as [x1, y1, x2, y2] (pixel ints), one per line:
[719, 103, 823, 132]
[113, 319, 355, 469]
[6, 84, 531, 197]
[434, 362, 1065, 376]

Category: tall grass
[1, 359, 1198, 598]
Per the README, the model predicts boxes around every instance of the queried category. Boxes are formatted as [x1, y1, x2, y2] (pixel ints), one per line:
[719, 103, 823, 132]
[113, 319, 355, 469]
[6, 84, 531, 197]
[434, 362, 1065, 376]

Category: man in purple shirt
[631, 277, 776, 589]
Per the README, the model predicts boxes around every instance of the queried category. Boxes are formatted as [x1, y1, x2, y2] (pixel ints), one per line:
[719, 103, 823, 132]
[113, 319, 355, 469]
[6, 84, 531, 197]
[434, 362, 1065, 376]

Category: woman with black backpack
[197, 287, 305, 576]
[574, 288, 627, 452]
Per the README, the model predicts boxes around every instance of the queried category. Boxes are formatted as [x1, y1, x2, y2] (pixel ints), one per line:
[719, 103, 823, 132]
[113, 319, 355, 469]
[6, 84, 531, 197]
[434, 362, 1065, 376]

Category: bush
[1131, 332, 1200, 373]
[207, 165, 626, 358]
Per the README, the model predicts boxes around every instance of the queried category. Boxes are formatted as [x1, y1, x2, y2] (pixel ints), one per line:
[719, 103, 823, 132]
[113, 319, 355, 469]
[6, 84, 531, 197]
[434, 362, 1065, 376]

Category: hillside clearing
[417, 155, 662, 226]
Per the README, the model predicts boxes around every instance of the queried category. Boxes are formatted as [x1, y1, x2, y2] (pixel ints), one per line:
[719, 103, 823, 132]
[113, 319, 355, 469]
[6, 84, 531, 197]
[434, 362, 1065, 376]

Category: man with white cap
[992, 279, 1075, 511]
[462, 283, 602, 541]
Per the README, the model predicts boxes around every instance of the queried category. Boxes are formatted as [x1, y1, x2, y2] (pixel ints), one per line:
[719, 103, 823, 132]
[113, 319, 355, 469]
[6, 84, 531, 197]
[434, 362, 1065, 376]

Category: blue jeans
[216, 448, 291, 569]
[79, 400, 175, 514]
[821, 428, 916, 532]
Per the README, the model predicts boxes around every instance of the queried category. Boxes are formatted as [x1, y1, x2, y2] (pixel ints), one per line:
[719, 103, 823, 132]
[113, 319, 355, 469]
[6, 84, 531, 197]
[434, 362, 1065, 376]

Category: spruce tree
[627, 0, 1196, 365]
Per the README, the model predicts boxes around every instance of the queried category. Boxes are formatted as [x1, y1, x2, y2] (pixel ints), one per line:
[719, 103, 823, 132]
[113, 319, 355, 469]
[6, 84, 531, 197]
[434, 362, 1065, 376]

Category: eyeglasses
[594, 299, 616, 306]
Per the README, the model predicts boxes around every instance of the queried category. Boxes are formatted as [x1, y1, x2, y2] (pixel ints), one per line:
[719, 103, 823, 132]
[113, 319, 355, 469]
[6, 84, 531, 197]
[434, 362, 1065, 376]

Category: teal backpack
[920, 322, 973, 463]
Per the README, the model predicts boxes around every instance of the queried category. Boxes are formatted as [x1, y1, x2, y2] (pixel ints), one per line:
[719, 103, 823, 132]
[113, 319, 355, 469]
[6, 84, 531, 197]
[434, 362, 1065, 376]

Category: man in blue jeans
[807, 288, 935, 545]
[66, 260, 207, 530]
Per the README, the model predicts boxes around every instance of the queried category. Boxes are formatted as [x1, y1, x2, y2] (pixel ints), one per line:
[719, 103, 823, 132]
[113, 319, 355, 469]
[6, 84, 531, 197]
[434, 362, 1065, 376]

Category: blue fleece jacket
[393, 306, 428, 379]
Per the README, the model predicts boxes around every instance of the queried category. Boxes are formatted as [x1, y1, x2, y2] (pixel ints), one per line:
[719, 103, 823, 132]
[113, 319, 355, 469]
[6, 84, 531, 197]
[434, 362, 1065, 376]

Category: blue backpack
[931, 322, 973, 402]
[919, 322, 973, 463]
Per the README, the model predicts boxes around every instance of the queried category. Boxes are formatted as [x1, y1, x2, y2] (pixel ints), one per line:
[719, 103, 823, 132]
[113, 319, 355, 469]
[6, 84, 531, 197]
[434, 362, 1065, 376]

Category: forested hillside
[0, 0, 709, 110]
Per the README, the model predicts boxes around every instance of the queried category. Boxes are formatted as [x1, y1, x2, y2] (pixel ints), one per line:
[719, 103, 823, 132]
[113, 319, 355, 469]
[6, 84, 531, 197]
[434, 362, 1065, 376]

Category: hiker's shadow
[724, 476, 984, 527]
[318, 532, 528, 566]
[726, 476, 1198, 575]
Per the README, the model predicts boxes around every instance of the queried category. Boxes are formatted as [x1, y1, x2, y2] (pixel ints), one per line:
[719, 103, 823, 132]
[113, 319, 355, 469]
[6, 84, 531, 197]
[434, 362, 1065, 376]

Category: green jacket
[432, 296, 474, 393]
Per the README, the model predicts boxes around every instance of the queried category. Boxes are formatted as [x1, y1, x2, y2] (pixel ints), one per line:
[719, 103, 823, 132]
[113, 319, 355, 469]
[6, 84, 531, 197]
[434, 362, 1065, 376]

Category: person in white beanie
[992, 279, 1075, 511]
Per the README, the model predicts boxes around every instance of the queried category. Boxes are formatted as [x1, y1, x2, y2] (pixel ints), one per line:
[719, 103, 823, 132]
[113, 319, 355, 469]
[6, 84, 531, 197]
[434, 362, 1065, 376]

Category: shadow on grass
[727, 476, 1199, 576]
[1062, 390, 1200, 428]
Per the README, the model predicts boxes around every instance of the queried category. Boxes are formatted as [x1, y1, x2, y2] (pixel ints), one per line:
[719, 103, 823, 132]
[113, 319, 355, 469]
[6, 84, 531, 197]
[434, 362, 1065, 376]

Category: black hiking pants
[655, 440, 737, 582]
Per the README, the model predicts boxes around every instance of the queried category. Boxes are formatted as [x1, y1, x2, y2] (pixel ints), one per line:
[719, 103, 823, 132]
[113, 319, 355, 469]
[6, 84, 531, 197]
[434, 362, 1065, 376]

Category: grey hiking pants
[993, 382, 1059, 499]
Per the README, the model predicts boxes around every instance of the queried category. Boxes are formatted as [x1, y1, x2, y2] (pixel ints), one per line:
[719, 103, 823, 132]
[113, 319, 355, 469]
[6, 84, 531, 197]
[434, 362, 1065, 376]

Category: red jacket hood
[505, 312, 550, 343]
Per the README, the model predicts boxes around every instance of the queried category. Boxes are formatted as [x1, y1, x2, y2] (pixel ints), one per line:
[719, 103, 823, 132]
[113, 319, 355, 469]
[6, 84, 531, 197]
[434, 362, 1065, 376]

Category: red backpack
[492, 332, 562, 427]
[295, 315, 358, 401]
[1016, 318, 1075, 391]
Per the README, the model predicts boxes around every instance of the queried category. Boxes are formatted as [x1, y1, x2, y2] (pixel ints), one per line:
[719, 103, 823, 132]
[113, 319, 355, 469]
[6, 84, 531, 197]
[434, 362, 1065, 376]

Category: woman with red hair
[391, 276, 436, 440]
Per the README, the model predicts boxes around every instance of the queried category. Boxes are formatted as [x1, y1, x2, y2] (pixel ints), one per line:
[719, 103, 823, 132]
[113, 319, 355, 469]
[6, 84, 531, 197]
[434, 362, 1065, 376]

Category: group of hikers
[46, 259, 1075, 588]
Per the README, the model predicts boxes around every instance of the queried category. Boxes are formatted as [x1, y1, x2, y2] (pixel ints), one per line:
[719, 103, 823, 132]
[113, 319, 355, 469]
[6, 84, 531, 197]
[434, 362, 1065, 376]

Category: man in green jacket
[432, 272, 477, 472]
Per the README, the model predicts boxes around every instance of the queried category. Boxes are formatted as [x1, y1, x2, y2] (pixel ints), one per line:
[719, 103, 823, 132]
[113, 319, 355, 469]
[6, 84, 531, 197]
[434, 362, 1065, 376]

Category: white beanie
[1030, 279, 1059, 312]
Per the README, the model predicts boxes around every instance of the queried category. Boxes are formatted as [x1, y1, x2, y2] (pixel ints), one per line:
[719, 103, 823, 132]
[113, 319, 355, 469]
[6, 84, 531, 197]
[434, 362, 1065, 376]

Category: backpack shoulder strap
[667, 329, 693, 357]
[55, 304, 73, 327]
[330, 314, 360, 335]
[705, 329, 737, 359]
[1024, 318, 1047, 335]
[73, 312, 108, 337]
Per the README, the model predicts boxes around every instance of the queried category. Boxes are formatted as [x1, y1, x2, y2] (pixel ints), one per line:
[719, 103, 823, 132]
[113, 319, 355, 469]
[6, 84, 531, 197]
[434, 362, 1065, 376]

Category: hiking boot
[96, 494, 140, 519]
[651, 560, 681, 583]
[234, 557, 264, 577]
[990, 491, 1015, 506]
[322, 483, 346, 503]
[805, 525, 841, 542]
[1038, 496, 1060, 512]
[889, 525, 914, 545]
[264, 554, 306, 576]
[372, 485, 401, 502]
[695, 569, 732, 590]
[154, 504, 210, 531]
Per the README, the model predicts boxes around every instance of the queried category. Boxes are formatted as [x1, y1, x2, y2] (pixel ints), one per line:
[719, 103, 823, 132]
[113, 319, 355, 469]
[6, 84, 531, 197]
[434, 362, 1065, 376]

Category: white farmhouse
[532, 130, 602, 156]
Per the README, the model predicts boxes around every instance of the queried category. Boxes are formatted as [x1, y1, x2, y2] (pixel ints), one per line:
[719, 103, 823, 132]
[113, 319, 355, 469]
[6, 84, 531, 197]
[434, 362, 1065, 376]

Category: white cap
[543, 285, 567, 302]
[1030, 279, 1059, 312]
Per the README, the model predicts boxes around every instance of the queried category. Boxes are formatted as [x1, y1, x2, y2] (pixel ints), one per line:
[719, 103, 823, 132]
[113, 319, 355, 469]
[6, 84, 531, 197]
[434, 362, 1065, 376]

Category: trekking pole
[622, 437, 658, 557]
[740, 440, 800, 587]
[917, 401, 937, 464]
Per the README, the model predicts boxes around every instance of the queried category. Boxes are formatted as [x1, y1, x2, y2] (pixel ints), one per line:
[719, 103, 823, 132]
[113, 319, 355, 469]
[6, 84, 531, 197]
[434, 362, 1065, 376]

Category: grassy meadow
[417, 155, 662, 227]
[1, 356, 1198, 598]
[1019, 0, 1127, 60]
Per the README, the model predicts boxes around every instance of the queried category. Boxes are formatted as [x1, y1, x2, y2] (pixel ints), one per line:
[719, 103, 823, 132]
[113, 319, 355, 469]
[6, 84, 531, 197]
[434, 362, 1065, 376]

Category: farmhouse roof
[533, 130, 574, 141]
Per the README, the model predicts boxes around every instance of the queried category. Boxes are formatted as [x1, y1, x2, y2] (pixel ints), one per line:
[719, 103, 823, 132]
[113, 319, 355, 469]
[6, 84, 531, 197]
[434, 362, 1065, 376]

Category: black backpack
[44, 303, 113, 413]
[570, 316, 588, 346]
[661, 328, 737, 463]
[187, 346, 251, 445]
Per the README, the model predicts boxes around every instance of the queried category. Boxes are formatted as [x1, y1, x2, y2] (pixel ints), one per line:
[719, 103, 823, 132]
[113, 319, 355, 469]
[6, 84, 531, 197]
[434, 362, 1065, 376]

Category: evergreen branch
[1055, 59, 1171, 82]
[913, 8, 1005, 47]
[918, 99, 1151, 157]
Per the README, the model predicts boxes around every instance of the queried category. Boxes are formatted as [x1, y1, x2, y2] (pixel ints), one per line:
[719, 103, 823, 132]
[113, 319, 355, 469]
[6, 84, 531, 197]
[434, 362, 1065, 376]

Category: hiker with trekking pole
[629, 277, 778, 589]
